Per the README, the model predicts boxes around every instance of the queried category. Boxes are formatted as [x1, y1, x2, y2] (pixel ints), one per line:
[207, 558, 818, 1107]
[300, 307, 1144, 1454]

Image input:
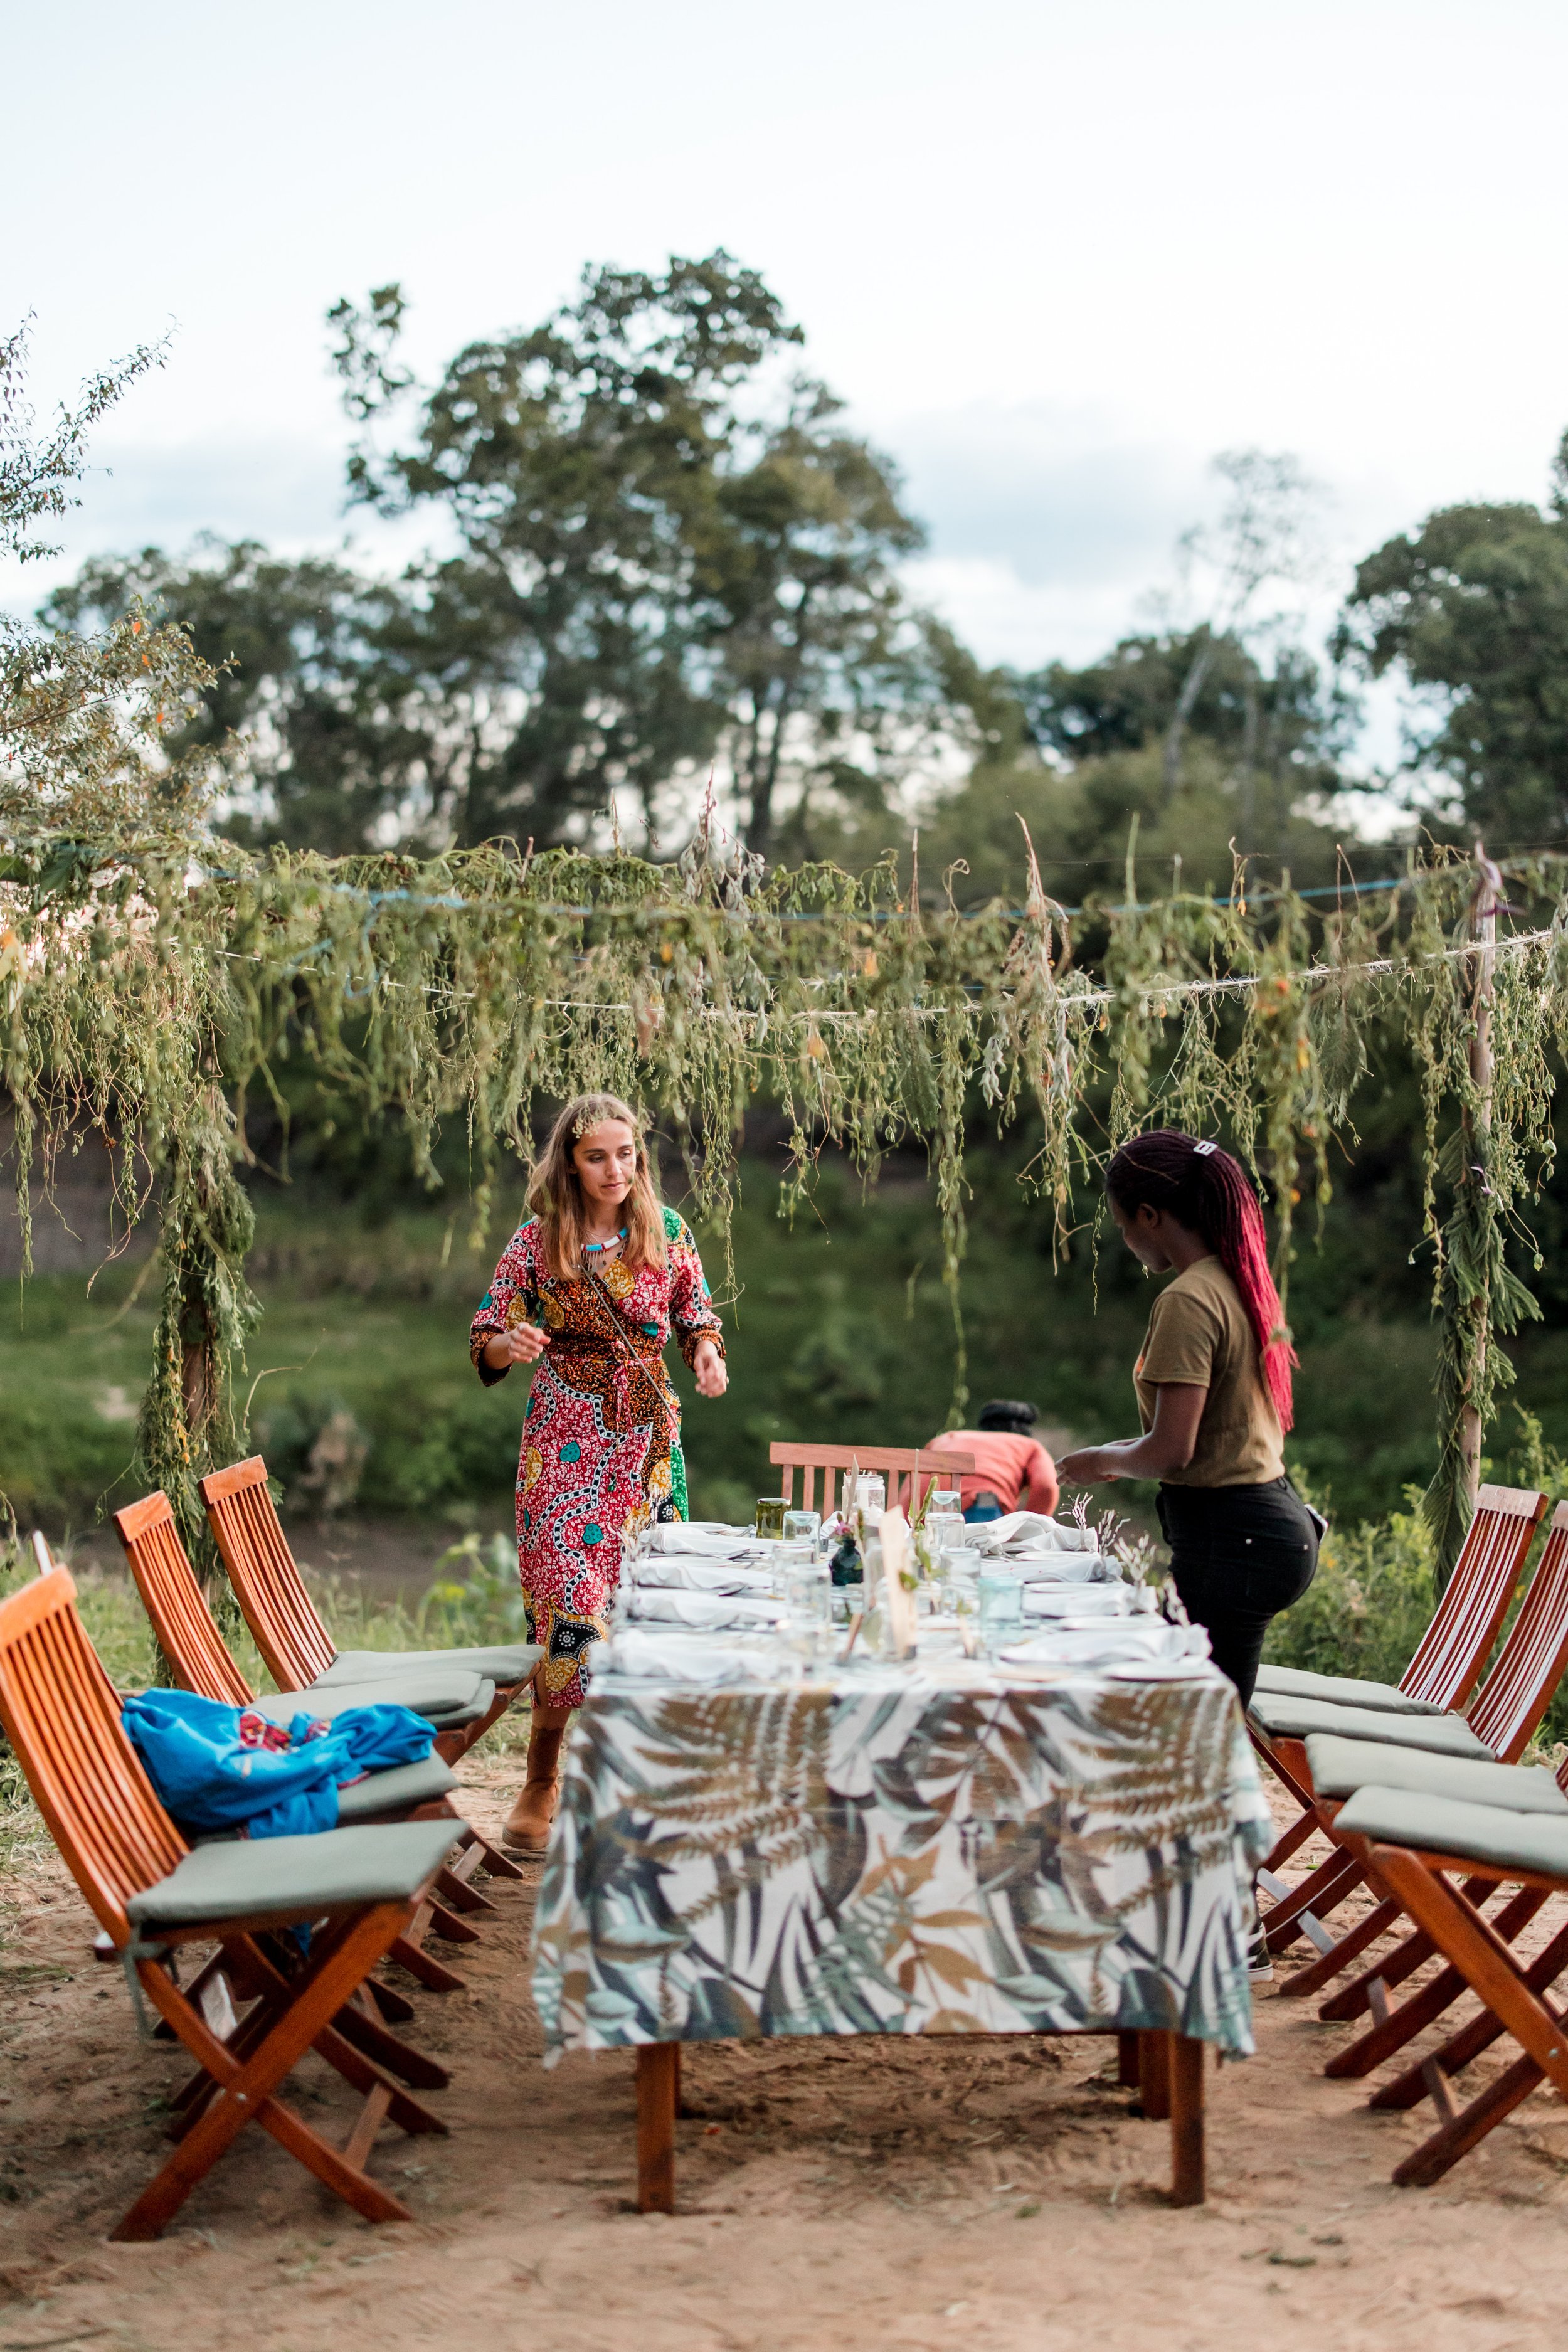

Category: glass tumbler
[977, 1571, 1025, 1652]
[783, 1508, 822, 1549]
[755, 1496, 787, 1540]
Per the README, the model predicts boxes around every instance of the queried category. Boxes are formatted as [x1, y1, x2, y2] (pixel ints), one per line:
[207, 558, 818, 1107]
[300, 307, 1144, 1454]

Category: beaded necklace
[583, 1226, 627, 1257]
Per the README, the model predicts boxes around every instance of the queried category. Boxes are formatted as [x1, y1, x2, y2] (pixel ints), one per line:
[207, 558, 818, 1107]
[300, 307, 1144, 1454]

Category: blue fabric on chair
[122, 1688, 435, 1841]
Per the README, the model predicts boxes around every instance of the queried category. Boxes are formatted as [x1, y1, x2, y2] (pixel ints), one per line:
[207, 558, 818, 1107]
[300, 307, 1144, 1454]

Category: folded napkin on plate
[630, 1555, 782, 1594]
[1021, 1583, 1131, 1619]
[623, 1587, 788, 1631]
[997, 1619, 1200, 1670]
[640, 1524, 767, 1560]
[1011, 1554, 1116, 1584]
[967, 1513, 1097, 1557]
[601, 1629, 792, 1684]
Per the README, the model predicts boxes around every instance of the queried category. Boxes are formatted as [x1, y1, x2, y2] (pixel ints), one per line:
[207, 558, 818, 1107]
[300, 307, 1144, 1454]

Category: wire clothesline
[532, 919, 1560, 1024]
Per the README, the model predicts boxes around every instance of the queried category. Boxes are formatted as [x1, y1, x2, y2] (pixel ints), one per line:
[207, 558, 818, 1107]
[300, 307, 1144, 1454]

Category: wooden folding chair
[113, 1492, 510, 1994]
[1275, 1500, 1568, 2018]
[1250, 1483, 1545, 1952]
[1325, 1781, 1568, 2185]
[199, 1458, 538, 1767]
[769, 1442, 977, 1521]
[0, 1566, 467, 2237]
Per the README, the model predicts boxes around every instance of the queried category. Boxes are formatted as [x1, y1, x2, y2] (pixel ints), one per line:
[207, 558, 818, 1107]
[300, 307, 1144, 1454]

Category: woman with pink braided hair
[1058, 1129, 1318, 1711]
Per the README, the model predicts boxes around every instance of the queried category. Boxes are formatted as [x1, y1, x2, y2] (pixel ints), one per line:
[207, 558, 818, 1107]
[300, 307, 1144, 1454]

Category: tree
[332, 253, 940, 859]
[1337, 437, 1568, 845]
[43, 537, 421, 854]
[1152, 449, 1323, 803]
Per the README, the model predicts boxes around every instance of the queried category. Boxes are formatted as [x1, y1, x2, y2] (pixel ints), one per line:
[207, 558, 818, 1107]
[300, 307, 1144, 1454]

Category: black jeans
[1157, 1477, 1319, 1707]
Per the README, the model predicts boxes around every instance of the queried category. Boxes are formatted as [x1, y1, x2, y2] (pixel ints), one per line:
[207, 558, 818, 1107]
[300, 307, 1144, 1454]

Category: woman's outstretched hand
[693, 1339, 728, 1398]
[1057, 1446, 1122, 1484]
[484, 1322, 548, 1369]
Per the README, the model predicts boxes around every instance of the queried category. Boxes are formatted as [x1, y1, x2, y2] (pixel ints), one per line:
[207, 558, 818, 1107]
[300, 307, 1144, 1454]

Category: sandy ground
[4, 1769, 1568, 2352]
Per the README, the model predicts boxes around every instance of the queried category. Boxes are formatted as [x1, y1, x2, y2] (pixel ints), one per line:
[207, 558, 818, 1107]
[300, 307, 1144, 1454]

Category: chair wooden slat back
[0, 1569, 187, 1948]
[1401, 1483, 1547, 1708]
[199, 1456, 336, 1691]
[114, 1490, 255, 1708]
[1468, 1500, 1568, 1762]
[769, 1442, 978, 1522]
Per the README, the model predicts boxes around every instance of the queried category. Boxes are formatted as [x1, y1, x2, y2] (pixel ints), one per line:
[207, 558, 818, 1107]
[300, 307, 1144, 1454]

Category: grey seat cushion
[1334, 1784, 1568, 1878]
[1305, 1731, 1568, 1814]
[334, 1754, 458, 1824]
[250, 1675, 494, 1729]
[1248, 1692, 1493, 1759]
[129, 1818, 463, 1931]
[316, 1643, 541, 1690]
[1252, 1664, 1448, 1717]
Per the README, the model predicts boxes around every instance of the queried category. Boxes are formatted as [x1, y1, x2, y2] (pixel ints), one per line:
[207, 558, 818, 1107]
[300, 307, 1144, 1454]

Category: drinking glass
[851, 1473, 886, 1521]
[927, 1510, 966, 1558]
[755, 1496, 787, 1540]
[929, 1488, 963, 1517]
[977, 1571, 1025, 1653]
[783, 1508, 821, 1549]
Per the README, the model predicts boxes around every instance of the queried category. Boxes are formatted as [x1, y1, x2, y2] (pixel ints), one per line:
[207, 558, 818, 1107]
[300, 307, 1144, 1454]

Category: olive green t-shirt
[1133, 1254, 1285, 1488]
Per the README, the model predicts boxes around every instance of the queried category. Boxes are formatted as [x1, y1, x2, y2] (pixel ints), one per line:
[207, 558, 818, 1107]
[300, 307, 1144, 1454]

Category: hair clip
[1192, 1139, 1217, 1155]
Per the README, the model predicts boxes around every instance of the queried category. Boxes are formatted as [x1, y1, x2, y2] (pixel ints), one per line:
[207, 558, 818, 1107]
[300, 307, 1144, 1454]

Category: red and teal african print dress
[470, 1205, 724, 1705]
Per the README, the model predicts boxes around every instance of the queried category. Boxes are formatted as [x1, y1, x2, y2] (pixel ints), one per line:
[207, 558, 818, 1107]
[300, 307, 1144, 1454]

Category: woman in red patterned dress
[470, 1093, 728, 1851]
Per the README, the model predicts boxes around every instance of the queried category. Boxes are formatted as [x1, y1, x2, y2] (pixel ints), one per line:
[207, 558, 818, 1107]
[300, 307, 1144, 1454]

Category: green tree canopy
[1338, 433, 1568, 846]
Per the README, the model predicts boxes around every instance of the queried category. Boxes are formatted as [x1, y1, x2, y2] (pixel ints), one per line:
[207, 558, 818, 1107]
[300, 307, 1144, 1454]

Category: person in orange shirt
[926, 1401, 1059, 1522]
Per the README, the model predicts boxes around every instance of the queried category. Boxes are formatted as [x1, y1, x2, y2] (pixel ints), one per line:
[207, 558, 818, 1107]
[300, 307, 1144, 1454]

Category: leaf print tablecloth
[532, 1660, 1273, 2061]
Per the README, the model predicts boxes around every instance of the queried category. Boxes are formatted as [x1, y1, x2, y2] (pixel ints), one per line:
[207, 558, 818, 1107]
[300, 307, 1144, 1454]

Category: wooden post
[1137, 2028, 1171, 2120]
[1116, 2030, 1140, 2088]
[1458, 843, 1500, 1520]
[1168, 2035, 1206, 2206]
[636, 2042, 679, 2213]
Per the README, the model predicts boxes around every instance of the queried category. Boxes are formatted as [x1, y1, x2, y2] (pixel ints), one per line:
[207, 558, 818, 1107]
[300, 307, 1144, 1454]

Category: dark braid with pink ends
[1106, 1128, 1297, 1433]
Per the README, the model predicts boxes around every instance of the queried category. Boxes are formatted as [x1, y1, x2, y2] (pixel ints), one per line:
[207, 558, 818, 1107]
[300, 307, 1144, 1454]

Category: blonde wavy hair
[527, 1093, 669, 1281]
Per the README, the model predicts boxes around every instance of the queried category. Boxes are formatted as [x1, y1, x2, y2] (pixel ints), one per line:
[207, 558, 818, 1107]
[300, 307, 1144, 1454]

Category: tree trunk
[1162, 632, 1215, 803]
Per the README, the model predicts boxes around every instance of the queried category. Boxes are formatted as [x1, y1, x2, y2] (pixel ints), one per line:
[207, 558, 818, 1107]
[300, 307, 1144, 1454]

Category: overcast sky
[6, 0, 1567, 745]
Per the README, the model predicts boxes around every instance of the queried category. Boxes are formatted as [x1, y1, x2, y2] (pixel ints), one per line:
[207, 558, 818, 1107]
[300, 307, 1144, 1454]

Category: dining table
[531, 1596, 1273, 2212]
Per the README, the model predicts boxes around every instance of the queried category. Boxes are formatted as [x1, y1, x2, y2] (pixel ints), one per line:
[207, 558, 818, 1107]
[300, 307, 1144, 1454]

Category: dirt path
[3, 1772, 1566, 2352]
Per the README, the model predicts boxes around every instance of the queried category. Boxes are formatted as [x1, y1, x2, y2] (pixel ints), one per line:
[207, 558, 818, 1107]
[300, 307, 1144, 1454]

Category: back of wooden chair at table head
[770, 1441, 978, 1522]
[114, 1490, 254, 1708]
[199, 1456, 336, 1693]
[1402, 1482, 1547, 1710]
[0, 1568, 186, 1949]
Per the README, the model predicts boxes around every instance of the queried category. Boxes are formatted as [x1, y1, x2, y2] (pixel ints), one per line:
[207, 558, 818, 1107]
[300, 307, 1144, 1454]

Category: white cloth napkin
[997, 1619, 1199, 1670]
[600, 1629, 793, 1684]
[967, 1513, 1097, 1557]
[1021, 1583, 1131, 1619]
[640, 1524, 766, 1559]
[630, 1555, 782, 1594]
[623, 1587, 788, 1631]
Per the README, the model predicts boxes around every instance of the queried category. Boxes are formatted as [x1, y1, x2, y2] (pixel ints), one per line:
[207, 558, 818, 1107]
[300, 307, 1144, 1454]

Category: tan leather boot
[502, 1710, 569, 1855]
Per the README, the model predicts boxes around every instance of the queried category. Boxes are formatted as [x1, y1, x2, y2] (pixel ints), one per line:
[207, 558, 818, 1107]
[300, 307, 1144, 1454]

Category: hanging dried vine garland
[1, 803, 1564, 1583]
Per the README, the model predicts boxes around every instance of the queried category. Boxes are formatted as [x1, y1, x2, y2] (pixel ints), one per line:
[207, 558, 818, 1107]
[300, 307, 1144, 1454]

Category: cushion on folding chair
[248, 1675, 494, 1729]
[334, 1754, 458, 1823]
[1251, 1665, 1448, 1716]
[127, 1818, 464, 1930]
[1247, 1692, 1493, 1759]
[315, 1643, 542, 1690]
[1333, 1784, 1568, 1878]
[1304, 1731, 1568, 1814]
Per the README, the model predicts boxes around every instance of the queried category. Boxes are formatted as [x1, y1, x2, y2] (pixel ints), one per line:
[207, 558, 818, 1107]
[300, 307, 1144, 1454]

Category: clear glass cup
[783, 1557, 832, 1633]
[783, 1508, 821, 1549]
[851, 1473, 886, 1521]
[755, 1496, 787, 1540]
[927, 1511, 966, 1557]
[977, 1570, 1025, 1652]
[928, 1488, 963, 1517]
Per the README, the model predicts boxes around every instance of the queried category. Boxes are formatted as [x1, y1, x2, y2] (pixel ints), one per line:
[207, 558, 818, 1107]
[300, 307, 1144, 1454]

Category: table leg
[1168, 2034, 1205, 2207]
[1116, 2030, 1140, 2088]
[637, 2042, 679, 2213]
[1137, 2029, 1171, 2120]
